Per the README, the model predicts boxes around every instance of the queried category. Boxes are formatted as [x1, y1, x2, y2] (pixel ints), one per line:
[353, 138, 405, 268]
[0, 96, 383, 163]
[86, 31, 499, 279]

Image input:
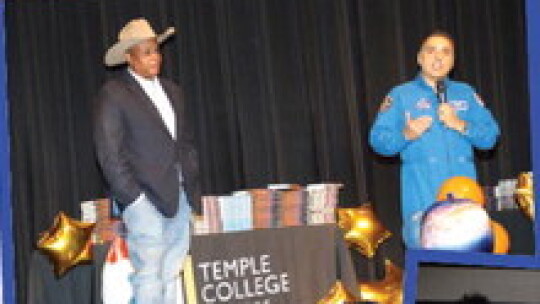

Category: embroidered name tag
[415, 98, 431, 110]
[450, 100, 468, 111]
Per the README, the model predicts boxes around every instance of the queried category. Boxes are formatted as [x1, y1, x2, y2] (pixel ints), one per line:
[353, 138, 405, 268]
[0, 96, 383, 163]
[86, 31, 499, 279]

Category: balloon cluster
[434, 176, 510, 254]
[319, 175, 515, 303]
[37, 212, 95, 277]
[318, 203, 399, 303]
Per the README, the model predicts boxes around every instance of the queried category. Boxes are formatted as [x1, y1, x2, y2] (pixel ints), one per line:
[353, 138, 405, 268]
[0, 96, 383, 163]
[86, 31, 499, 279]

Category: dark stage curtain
[6, 0, 530, 303]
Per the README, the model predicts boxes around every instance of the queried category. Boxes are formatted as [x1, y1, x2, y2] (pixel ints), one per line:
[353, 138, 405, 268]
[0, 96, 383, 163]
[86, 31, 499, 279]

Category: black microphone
[436, 80, 447, 103]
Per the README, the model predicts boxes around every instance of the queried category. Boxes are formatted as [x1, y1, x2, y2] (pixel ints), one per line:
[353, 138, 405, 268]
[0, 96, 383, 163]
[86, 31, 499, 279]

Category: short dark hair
[420, 29, 455, 48]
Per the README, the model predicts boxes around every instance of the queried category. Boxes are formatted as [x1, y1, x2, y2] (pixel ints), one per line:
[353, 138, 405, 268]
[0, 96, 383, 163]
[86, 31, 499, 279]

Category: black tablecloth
[189, 225, 359, 303]
[28, 245, 108, 304]
[28, 225, 360, 304]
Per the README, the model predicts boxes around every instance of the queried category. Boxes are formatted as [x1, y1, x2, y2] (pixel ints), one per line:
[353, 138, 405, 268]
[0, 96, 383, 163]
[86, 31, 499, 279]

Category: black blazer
[94, 71, 201, 217]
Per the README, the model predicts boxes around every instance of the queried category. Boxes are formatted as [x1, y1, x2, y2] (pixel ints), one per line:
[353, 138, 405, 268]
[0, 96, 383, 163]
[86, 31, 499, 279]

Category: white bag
[102, 236, 134, 304]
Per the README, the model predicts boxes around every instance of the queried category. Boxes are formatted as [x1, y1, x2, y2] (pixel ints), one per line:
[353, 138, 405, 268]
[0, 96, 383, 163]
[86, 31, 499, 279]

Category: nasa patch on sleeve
[378, 95, 393, 112]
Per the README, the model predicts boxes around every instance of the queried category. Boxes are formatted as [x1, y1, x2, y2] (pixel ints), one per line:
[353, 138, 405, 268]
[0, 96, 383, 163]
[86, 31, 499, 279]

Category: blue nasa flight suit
[369, 74, 499, 248]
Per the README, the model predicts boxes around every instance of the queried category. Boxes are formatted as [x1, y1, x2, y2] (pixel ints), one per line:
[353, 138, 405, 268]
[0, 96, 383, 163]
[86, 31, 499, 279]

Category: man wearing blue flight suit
[369, 31, 499, 248]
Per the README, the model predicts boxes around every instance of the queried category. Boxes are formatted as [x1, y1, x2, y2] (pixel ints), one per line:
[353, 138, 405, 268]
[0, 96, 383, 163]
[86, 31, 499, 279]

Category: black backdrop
[5, 0, 531, 303]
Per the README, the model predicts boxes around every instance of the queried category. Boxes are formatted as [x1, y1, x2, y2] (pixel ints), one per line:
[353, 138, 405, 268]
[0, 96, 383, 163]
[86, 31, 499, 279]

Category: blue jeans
[122, 191, 191, 304]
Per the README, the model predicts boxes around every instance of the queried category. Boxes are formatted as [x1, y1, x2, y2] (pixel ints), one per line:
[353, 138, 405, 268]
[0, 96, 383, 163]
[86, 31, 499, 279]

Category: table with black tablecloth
[28, 224, 360, 304]
[187, 224, 359, 303]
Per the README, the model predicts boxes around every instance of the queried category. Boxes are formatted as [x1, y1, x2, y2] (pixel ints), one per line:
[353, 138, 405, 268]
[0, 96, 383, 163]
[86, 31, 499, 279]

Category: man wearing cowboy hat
[94, 18, 201, 304]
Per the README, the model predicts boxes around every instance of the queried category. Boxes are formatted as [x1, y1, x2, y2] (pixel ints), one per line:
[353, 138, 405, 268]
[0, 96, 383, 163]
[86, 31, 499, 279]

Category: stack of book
[280, 187, 306, 227]
[80, 198, 119, 244]
[199, 195, 221, 234]
[248, 188, 276, 229]
[306, 183, 342, 224]
[194, 183, 342, 235]
[220, 191, 253, 232]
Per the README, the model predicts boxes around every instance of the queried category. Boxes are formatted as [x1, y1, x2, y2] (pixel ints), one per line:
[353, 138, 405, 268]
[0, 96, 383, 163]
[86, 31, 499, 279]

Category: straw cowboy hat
[104, 18, 175, 66]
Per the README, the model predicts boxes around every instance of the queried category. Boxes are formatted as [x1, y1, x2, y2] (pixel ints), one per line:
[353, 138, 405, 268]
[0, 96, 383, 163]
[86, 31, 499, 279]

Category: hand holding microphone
[438, 103, 465, 132]
[436, 80, 467, 133]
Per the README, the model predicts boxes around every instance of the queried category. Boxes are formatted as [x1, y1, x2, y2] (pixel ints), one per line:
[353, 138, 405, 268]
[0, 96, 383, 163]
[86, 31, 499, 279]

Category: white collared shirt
[128, 69, 183, 205]
[129, 69, 176, 140]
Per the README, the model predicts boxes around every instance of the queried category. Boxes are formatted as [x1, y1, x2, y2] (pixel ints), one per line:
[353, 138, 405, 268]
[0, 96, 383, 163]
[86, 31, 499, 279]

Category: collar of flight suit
[414, 73, 451, 94]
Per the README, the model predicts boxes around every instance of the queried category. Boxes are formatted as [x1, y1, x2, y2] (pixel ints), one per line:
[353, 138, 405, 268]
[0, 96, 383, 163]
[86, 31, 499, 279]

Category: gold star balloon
[337, 204, 392, 258]
[37, 211, 95, 277]
[359, 259, 403, 304]
[515, 172, 534, 219]
[317, 281, 360, 304]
